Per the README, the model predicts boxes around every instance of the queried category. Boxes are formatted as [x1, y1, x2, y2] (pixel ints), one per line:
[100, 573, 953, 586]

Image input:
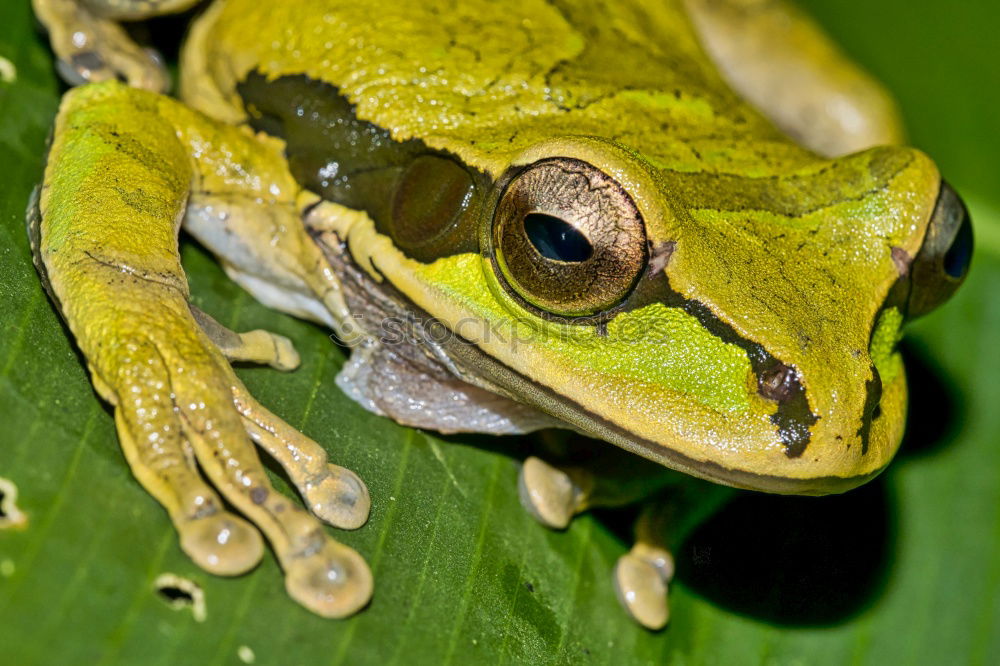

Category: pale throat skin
[31, 0, 971, 629]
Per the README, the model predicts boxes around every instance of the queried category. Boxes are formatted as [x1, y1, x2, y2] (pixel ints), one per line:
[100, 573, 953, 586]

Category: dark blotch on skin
[856, 367, 883, 455]
[667, 296, 819, 457]
[757, 359, 818, 458]
[237, 71, 487, 263]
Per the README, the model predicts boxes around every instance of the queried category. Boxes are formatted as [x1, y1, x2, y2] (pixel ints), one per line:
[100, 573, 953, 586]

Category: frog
[28, 0, 972, 629]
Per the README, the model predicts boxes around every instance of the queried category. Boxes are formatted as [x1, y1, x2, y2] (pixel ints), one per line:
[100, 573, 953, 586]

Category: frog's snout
[905, 180, 973, 319]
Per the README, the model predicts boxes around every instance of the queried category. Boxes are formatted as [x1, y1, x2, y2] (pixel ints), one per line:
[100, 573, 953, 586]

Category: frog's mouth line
[313, 229, 881, 496]
[437, 315, 884, 495]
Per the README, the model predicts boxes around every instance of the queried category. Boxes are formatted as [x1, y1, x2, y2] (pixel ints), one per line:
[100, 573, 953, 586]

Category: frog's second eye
[906, 180, 974, 319]
[490, 158, 647, 318]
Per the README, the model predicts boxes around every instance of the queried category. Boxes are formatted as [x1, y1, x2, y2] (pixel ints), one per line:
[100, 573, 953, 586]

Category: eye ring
[489, 158, 648, 318]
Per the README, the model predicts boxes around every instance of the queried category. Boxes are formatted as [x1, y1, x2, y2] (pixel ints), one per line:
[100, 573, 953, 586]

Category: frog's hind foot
[684, 0, 903, 156]
[32, 0, 171, 90]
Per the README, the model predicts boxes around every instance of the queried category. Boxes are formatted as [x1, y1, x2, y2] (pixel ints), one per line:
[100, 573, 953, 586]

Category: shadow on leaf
[674, 341, 962, 626]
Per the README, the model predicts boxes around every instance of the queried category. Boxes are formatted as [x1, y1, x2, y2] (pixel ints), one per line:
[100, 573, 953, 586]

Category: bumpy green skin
[180, 0, 940, 491]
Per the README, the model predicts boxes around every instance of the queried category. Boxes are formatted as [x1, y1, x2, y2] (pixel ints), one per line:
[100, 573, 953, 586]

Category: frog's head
[426, 137, 970, 494]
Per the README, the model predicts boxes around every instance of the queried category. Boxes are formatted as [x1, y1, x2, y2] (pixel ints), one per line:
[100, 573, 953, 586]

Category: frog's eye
[490, 158, 647, 318]
[906, 180, 974, 319]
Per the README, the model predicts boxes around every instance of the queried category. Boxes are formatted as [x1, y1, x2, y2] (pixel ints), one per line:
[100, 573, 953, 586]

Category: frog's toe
[613, 545, 675, 631]
[175, 374, 372, 618]
[232, 380, 371, 530]
[218, 328, 301, 370]
[268, 333, 301, 371]
[301, 467, 371, 530]
[36, 0, 170, 91]
[178, 512, 264, 576]
[284, 532, 373, 618]
[191, 305, 302, 371]
[111, 388, 267, 578]
[518, 456, 591, 529]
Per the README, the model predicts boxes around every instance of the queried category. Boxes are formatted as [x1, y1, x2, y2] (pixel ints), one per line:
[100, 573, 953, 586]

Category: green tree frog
[28, 0, 972, 629]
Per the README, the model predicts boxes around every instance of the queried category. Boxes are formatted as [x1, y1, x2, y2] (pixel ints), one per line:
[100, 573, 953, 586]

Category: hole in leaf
[0, 477, 27, 529]
[158, 585, 194, 604]
[154, 573, 207, 622]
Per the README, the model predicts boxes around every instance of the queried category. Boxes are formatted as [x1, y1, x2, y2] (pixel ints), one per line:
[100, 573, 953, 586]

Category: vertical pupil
[522, 213, 593, 262]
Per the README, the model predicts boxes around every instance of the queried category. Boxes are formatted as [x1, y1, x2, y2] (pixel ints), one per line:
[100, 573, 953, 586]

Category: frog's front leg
[32, 0, 200, 90]
[36, 80, 371, 617]
[518, 444, 683, 530]
[614, 485, 732, 629]
[519, 449, 733, 629]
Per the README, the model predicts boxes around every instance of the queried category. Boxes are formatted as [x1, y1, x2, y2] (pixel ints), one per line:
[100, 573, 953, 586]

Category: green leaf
[1, 1, 998, 664]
